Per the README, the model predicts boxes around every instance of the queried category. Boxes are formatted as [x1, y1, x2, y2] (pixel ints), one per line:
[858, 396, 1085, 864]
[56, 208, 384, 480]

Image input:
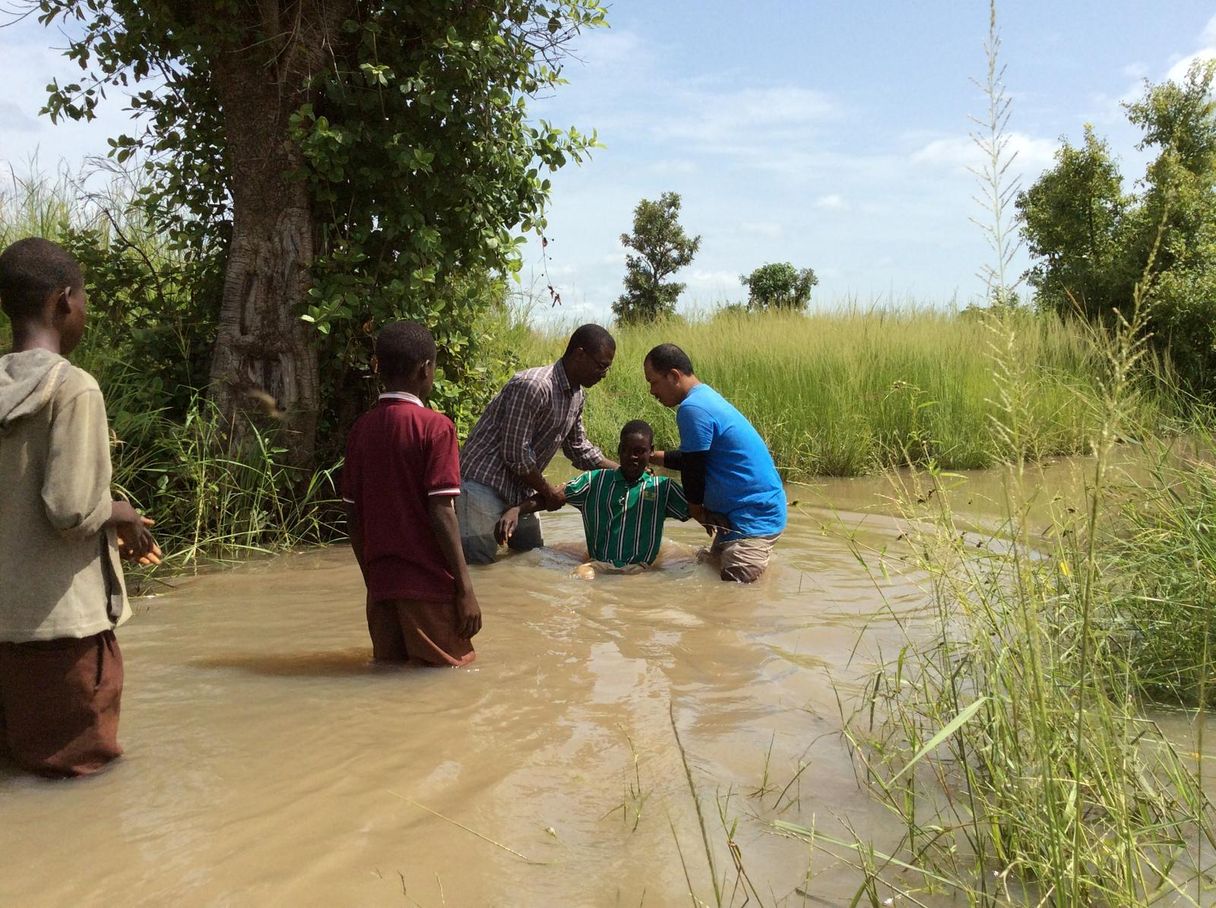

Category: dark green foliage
[739, 262, 818, 311]
[1017, 126, 1131, 320]
[292, 4, 602, 332]
[60, 225, 223, 416]
[612, 192, 700, 324]
[35, 0, 606, 464]
[1019, 60, 1216, 394]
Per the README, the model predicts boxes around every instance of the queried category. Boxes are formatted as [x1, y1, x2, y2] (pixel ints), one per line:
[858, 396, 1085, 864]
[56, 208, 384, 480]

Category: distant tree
[1017, 59, 1216, 392]
[740, 262, 818, 311]
[1125, 60, 1216, 389]
[1016, 126, 1130, 320]
[612, 192, 700, 324]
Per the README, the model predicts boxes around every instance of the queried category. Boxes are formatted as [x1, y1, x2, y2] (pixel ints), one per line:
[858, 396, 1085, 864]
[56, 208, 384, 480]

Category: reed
[86, 350, 343, 568]
[0, 163, 86, 250]
[2, 167, 342, 569]
[797, 293, 1216, 903]
[1100, 420, 1216, 709]
[519, 306, 1172, 479]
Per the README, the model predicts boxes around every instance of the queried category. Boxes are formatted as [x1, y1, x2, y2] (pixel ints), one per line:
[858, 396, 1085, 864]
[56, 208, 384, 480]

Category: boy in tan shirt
[0, 237, 160, 777]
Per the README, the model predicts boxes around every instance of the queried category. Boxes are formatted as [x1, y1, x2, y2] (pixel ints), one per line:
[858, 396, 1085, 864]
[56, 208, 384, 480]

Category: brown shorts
[0, 630, 124, 777]
[366, 597, 475, 667]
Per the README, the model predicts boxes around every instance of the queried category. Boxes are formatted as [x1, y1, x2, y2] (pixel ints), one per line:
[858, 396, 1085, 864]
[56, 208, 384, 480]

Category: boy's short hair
[566, 323, 615, 356]
[645, 343, 694, 376]
[376, 321, 436, 379]
[0, 237, 83, 321]
[620, 419, 653, 443]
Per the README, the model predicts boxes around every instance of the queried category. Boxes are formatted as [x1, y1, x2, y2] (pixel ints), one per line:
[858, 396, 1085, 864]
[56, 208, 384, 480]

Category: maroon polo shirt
[342, 393, 462, 603]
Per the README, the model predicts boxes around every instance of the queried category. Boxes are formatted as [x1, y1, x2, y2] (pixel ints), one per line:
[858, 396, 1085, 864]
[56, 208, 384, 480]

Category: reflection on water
[2, 461, 1204, 905]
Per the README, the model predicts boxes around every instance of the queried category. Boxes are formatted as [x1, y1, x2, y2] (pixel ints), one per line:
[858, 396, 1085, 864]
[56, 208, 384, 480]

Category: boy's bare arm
[428, 496, 482, 639]
[520, 467, 564, 510]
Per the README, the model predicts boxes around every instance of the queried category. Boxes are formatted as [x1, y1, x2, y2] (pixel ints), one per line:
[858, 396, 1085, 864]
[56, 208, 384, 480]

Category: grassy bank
[792, 297, 1216, 904]
[1, 168, 345, 568]
[521, 307, 1174, 478]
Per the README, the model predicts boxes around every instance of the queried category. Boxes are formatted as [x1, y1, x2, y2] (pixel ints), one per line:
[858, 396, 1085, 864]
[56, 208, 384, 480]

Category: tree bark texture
[205, 3, 350, 468]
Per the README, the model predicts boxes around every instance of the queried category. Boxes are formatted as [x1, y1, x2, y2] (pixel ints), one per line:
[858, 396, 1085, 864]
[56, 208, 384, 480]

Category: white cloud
[0, 101, 38, 132]
[911, 132, 1058, 175]
[1167, 49, 1216, 84]
[683, 268, 740, 291]
[814, 194, 847, 210]
[577, 28, 647, 71]
[0, 17, 146, 175]
[653, 86, 835, 150]
[1163, 13, 1216, 83]
[648, 158, 698, 175]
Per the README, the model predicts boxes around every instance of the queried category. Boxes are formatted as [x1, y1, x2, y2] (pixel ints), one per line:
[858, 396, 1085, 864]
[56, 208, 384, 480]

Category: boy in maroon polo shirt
[342, 322, 482, 666]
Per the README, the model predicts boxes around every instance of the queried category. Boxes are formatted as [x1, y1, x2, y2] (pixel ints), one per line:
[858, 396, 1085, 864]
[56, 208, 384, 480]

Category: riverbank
[519, 306, 1177, 478]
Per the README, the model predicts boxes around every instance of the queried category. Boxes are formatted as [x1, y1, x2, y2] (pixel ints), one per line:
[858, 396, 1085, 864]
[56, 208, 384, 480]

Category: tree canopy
[1018, 60, 1216, 392]
[740, 262, 818, 311]
[612, 191, 700, 325]
[35, 0, 605, 463]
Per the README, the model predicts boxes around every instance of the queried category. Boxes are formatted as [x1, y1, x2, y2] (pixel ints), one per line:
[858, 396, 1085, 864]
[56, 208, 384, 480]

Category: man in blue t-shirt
[642, 343, 786, 582]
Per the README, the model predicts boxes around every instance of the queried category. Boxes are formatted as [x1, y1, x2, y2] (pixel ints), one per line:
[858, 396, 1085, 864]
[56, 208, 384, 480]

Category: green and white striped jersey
[564, 469, 690, 568]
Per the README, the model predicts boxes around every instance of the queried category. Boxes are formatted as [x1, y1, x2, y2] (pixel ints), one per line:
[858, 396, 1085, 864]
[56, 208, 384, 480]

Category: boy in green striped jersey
[495, 420, 690, 573]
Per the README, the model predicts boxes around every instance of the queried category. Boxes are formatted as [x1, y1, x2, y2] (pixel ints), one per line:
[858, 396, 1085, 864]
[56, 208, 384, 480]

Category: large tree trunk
[205, 5, 342, 469]
[208, 56, 317, 468]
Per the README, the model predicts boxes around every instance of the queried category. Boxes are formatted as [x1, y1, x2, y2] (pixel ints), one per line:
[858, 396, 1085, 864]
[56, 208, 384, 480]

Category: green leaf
[889, 697, 988, 782]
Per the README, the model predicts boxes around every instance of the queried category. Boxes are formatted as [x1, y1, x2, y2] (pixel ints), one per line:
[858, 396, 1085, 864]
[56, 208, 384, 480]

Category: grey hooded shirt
[0, 348, 129, 642]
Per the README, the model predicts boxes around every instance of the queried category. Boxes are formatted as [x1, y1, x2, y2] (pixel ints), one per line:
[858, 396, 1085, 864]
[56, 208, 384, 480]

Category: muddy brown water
[1, 460, 1207, 906]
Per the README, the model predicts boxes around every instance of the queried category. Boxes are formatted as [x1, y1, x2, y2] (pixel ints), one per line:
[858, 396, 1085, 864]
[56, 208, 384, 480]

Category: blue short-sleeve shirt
[676, 383, 787, 540]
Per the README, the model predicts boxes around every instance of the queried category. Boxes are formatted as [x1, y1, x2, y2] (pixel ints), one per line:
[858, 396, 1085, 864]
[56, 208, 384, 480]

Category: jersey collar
[378, 391, 424, 406]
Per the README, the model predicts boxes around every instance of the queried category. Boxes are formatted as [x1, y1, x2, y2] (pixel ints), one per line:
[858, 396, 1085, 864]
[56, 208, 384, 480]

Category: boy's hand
[539, 482, 565, 511]
[117, 515, 163, 566]
[702, 510, 732, 537]
[495, 506, 521, 545]
[455, 589, 482, 639]
[689, 503, 731, 537]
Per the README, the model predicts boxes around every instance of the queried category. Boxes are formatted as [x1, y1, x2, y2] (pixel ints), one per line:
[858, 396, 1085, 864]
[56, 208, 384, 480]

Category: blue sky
[3, 2, 1215, 322]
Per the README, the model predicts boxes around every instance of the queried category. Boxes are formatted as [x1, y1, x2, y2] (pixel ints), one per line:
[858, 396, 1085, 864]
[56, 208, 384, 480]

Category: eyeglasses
[582, 348, 613, 372]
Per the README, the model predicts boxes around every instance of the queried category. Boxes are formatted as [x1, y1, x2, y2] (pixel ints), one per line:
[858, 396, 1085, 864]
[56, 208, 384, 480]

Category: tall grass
[67, 350, 342, 568]
[522, 306, 1174, 478]
[2, 166, 343, 569]
[1101, 423, 1216, 709]
[785, 284, 1216, 903]
[0, 164, 85, 251]
[0, 166, 82, 349]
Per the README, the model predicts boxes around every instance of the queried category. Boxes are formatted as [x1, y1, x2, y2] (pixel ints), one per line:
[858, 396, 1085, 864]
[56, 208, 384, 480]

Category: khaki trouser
[707, 533, 782, 583]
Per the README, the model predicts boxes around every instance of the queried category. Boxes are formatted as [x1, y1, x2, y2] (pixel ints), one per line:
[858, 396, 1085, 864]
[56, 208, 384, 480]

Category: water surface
[1, 460, 1185, 905]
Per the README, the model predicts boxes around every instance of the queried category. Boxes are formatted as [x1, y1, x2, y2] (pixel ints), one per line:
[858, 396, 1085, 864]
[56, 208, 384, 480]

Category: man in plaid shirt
[458, 324, 619, 564]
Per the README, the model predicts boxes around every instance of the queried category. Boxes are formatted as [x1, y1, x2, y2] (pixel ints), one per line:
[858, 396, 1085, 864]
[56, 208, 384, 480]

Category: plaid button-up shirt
[461, 360, 606, 505]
